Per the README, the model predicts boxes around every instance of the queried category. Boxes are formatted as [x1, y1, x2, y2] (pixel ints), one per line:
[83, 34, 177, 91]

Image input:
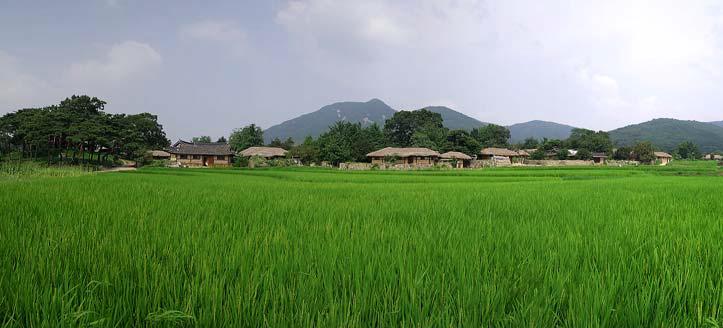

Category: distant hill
[264, 100, 492, 143]
[263, 99, 395, 143]
[710, 121, 723, 128]
[422, 106, 488, 130]
[609, 118, 723, 153]
[508, 120, 577, 142]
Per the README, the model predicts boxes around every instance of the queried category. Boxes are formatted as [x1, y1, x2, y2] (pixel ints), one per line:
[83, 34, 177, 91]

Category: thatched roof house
[655, 151, 672, 165]
[367, 147, 440, 166]
[516, 150, 530, 157]
[592, 152, 608, 164]
[440, 151, 472, 168]
[168, 140, 234, 167]
[239, 147, 288, 158]
[479, 147, 521, 160]
[148, 150, 171, 159]
[440, 151, 472, 160]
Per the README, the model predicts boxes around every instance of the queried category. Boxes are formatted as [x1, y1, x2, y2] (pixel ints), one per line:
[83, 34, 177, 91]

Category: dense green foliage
[632, 141, 656, 163]
[191, 136, 211, 143]
[228, 124, 264, 151]
[443, 129, 481, 155]
[613, 146, 633, 160]
[566, 128, 613, 153]
[383, 109, 447, 148]
[521, 137, 540, 149]
[317, 122, 385, 165]
[471, 124, 511, 148]
[609, 118, 723, 153]
[0, 95, 169, 164]
[677, 141, 702, 159]
[1, 164, 722, 326]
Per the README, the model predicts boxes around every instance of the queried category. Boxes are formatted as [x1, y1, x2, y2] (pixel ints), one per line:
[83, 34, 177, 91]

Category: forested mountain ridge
[608, 118, 723, 153]
[263, 99, 395, 143]
[263, 99, 578, 143]
[508, 120, 577, 142]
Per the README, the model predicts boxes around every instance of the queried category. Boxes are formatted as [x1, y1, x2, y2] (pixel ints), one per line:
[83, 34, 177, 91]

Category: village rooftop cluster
[152, 140, 680, 169]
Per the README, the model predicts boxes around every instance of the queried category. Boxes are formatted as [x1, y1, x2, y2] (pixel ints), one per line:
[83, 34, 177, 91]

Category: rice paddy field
[1, 162, 723, 327]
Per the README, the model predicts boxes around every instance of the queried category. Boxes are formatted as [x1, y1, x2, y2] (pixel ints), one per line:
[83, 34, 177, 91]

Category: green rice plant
[1, 166, 722, 326]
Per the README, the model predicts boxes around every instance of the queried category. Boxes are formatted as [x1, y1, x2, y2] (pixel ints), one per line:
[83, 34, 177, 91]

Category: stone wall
[525, 160, 594, 166]
[339, 162, 372, 170]
[469, 160, 494, 168]
[339, 162, 450, 170]
[469, 157, 512, 168]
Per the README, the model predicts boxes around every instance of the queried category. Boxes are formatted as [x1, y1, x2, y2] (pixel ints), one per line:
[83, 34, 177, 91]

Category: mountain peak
[263, 99, 395, 143]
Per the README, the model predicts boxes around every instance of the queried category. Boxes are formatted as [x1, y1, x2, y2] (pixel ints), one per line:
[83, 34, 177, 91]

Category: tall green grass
[1, 166, 722, 326]
[0, 161, 93, 180]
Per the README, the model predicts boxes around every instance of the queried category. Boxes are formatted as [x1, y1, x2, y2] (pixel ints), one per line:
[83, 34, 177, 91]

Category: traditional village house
[440, 151, 472, 168]
[366, 147, 440, 167]
[479, 148, 520, 160]
[148, 150, 171, 160]
[516, 149, 530, 158]
[515, 150, 530, 163]
[704, 153, 723, 160]
[239, 147, 288, 159]
[168, 140, 234, 167]
[592, 152, 608, 164]
[654, 151, 673, 165]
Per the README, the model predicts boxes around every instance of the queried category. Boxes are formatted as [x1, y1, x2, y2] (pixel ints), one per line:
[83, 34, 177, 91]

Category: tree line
[219, 108, 706, 165]
[212, 110, 511, 165]
[216, 109, 639, 165]
[0, 95, 169, 165]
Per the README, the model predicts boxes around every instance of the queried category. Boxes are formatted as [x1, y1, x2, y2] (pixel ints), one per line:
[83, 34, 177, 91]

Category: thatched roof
[239, 147, 288, 158]
[148, 150, 171, 157]
[440, 151, 472, 160]
[169, 140, 233, 156]
[516, 150, 530, 157]
[367, 147, 440, 158]
[480, 148, 520, 157]
[655, 151, 672, 158]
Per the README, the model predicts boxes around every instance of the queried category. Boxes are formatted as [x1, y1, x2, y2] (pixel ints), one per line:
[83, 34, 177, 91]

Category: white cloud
[0, 51, 61, 110]
[1, 42, 161, 112]
[274, 0, 723, 129]
[275, 0, 486, 59]
[576, 67, 665, 127]
[180, 20, 247, 54]
[66, 41, 162, 86]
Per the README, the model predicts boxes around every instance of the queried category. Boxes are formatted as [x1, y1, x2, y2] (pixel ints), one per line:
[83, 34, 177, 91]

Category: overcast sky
[2, 0, 723, 140]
